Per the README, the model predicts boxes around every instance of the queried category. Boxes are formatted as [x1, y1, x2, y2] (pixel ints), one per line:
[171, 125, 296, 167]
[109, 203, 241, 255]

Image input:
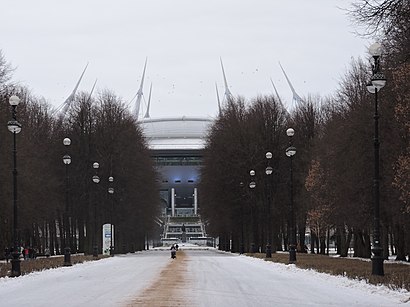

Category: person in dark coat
[170, 244, 176, 259]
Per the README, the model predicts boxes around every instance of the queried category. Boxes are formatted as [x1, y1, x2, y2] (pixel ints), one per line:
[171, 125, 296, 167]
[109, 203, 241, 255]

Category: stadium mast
[54, 63, 88, 117]
[144, 83, 152, 119]
[279, 62, 305, 107]
[220, 58, 233, 103]
[134, 58, 147, 120]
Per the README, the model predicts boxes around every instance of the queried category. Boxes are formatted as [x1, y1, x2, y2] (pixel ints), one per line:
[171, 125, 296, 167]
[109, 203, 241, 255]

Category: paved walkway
[0, 248, 408, 306]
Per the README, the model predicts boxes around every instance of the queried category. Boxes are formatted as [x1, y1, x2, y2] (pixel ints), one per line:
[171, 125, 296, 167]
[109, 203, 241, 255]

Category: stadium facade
[140, 116, 213, 245]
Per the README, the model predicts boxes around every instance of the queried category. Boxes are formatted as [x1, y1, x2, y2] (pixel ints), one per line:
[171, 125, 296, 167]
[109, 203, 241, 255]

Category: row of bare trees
[0, 53, 159, 256]
[200, 0, 409, 260]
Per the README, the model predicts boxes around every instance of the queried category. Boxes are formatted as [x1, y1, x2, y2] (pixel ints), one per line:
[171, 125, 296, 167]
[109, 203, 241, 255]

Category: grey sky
[1, 0, 369, 118]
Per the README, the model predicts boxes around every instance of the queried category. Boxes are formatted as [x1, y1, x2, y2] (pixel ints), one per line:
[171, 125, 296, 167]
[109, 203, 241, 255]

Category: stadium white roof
[139, 116, 213, 150]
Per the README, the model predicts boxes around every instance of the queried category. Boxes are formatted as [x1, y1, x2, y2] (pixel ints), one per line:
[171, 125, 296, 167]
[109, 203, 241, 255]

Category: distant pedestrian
[23, 247, 29, 260]
[170, 244, 176, 259]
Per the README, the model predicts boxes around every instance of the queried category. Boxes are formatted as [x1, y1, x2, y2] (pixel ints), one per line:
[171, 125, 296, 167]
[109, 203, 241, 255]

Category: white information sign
[102, 223, 114, 255]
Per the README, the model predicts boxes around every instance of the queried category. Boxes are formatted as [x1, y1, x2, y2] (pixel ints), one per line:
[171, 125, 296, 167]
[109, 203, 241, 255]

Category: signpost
[102, 223, 114, 255]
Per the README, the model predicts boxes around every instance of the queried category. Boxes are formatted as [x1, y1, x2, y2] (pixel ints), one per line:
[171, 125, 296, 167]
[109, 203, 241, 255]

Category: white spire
[134, 58, 147, 119]
[220, 58, 232, 102]
[270, 78, 290, 115]
[56, 63, 88, 117]
[279, 62, 305, 106]
[144, 83, 152, 119]
[87, 79, 98, 101]
[270, 77, 288, 107]
[215, 82, 221, 116]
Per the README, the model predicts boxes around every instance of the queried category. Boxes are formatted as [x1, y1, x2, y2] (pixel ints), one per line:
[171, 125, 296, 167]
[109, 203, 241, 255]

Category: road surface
[0, 248, 408, 306]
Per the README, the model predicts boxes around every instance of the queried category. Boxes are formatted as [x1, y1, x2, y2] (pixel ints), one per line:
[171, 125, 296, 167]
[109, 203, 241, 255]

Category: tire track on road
[126, 250, 192, 306]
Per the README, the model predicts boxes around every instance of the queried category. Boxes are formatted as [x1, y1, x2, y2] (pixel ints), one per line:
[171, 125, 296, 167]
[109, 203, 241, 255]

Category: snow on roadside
[237, 254, 410, 304]
[0, 251, 171, 307]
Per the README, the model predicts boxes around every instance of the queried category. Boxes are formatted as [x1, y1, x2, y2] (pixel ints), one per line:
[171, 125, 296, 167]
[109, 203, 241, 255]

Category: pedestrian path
[0, 249, 408, 306]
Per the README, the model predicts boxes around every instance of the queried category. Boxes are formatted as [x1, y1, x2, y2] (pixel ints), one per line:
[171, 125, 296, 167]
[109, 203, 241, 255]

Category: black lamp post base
[265, 244, 272, 258]
[371, 257, 384, 276]
[371, 246, 384, 276]
[93, 245, 98, 258]
[10, 252, 21, 277]
[289, 245, 297, 263]
[64, 247, 72, 266]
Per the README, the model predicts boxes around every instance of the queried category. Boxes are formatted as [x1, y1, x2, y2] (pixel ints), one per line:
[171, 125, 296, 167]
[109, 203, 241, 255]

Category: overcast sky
[1, 0, 370, 118]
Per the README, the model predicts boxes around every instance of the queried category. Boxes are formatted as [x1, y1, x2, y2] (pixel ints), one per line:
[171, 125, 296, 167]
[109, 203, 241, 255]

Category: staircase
[161, 215, 209, 246]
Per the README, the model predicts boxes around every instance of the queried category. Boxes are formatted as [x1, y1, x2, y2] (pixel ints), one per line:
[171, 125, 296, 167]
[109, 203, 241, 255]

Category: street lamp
[92, 162, 100, 257]
[239, 181, 245, 255]
[286, 128, 297, 263]
[63, 138, 72, 266]
[7, 95, 22, 277]
[265, 152, 273, 258]
[367, 42, 387, 276]
[249, 170, 256, 189]
[247, 170, 256, 253]
[108, 176, 114, 256]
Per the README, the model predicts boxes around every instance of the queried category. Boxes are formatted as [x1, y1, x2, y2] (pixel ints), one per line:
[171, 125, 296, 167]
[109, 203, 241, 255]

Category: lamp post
[63, 138, 72, 266]
[92, 162, 100, 257]
[7, 95, 22, 277]
[286, 128, 297, 263]
[248, 170, 256, 253]
[265, 152, 273, 258]
[366, 42, 387, 276]
[239, 181, 245, 255]
[108, 176, 114, 256]
[238, 170, 256, 254]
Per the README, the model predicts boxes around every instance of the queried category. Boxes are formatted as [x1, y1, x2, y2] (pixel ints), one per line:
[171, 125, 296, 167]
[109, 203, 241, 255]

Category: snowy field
[0, 246, 409, 306]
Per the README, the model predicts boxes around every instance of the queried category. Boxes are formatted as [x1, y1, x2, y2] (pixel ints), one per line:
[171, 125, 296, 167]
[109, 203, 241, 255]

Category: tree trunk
[395, 224, 406, 261]
[326, 227, 330, 255]
[320, 236, 326, 255]
[389, 229, 396, 256]
[57, 214, 64, 254]
[41, 222, 47, 254]
[282, 224, 288, 252]
[50, 220, 55, 255]
[299, 222, 307, 253]
[353, 229, 371, 258]
[336, 230, 341, 255]
[311, 231, 316, 254]
[382, 224, 389, 260]
[339, 227, 352, 257]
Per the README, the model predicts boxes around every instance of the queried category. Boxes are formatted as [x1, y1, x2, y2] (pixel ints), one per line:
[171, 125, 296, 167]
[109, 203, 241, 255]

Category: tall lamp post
[239, 181, 245, 255]
[239, 170, 256, 254]
[63, 138, 72, 266]
[248, 170, 256, 252]
[366, 42, 387, 276]
[92, 162, 100, 257]
[265, 152, 273, 258]
[7, 95, 22, 277]
[286, 128, 297, 263]
[108, 176, 114, 256]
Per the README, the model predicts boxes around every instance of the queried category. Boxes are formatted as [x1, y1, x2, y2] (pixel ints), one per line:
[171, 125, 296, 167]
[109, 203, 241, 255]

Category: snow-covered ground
[0, 245, 408, 306]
